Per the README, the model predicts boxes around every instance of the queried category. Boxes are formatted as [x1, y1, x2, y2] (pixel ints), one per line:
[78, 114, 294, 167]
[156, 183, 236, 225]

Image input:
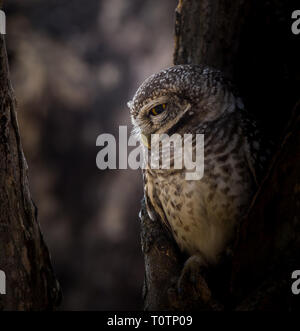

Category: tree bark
[141, 0, 300, 310]
[231, 102, 300, 310]
[0, 10, 61, 310]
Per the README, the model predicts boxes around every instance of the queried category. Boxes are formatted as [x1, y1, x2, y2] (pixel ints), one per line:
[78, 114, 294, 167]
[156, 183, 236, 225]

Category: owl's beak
[141, 133, 151, 149]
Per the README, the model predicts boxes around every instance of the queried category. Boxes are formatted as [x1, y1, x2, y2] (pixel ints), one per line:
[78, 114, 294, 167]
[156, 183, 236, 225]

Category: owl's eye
[150, 103, 166, 116]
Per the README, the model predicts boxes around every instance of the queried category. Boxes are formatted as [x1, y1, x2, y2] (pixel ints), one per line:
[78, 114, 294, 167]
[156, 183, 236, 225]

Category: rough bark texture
[141, 0, 300, 310]
[0, 19, 61, 310]
[231, 103, 300, 310]
[140, 201, 183, 310]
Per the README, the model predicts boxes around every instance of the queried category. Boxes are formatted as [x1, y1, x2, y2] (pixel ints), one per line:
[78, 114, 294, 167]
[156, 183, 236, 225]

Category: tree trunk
[0, 6, 61, 310]
[141, 0, 300, 310]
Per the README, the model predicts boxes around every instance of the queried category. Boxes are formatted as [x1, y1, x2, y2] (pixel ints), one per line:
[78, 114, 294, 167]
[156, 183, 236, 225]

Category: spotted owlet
[128, 64, 272, 287]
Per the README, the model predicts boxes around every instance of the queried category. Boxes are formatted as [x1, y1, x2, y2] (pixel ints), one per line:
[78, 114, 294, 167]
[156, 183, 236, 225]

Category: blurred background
[4, 0, 177, 310]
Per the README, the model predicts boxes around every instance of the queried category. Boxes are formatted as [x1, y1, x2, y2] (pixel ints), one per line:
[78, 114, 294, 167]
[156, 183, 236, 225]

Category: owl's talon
[177, 255, 211, 304]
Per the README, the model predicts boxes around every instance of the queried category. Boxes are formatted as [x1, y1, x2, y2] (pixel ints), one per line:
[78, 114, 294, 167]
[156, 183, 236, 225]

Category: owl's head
[127, 64, 243, 144]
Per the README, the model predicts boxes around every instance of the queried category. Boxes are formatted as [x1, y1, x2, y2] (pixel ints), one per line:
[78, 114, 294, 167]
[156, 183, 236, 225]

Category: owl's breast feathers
[143, 111, 272, 264]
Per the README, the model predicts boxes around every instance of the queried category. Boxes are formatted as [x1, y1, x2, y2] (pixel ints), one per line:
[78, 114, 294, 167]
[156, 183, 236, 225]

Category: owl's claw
[177, 255, 211, 303]
[167, 255, 223, 310]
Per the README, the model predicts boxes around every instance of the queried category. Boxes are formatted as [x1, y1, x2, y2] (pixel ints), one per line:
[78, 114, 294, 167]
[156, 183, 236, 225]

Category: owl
[128, 64, 272, 286]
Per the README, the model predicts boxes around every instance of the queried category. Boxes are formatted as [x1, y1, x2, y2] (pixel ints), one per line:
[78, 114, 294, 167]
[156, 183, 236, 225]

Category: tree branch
[0, 31, 61, 310]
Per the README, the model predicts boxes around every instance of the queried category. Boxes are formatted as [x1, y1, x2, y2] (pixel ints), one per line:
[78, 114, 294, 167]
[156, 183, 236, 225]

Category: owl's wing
[142, 169, 173, 234]
[240, 112, 274, 187]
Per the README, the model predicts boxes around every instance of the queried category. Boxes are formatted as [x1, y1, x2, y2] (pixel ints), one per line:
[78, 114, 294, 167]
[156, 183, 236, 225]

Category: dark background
[4, 0, 177, 310]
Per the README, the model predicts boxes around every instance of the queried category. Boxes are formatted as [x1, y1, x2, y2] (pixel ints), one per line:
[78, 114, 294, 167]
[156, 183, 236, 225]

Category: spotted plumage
[128, 64, 272, 267]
